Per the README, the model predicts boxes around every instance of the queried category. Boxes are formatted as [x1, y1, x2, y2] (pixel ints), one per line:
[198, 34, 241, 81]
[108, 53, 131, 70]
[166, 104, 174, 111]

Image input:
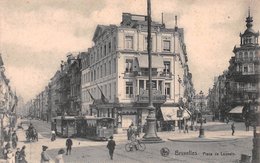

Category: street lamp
[142, 0, 162, 143]
[199, 90, 205, 138]
[251, 106, 260, 163]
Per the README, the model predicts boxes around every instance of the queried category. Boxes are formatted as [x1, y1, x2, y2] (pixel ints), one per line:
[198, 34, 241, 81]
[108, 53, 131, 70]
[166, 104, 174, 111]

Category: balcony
[235, 57, 259, 63]
[135, 94, 166, 103]
[134, 71, 158, 77]
[135, 90, 166, 103]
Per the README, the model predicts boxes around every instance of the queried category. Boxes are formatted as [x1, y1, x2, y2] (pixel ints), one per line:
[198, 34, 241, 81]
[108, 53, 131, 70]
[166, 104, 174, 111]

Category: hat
[58, 149, 65, 154]
[42, 145, 48, 150]
[109, 136, 113, 139]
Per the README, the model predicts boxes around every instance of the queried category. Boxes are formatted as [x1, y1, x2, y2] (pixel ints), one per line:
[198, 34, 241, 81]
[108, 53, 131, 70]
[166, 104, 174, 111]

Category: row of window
[236, 82, 257, 89]
[125, 80, 171, 98]
[125, 59, 171, 74]
[82, 58, 117, 84]
[90, 37, 117, 64]
[237, 50, 259, 59]
[241, 36, 258, 45]
[125, 35, 171, 52]
[236, 64, 255, 73]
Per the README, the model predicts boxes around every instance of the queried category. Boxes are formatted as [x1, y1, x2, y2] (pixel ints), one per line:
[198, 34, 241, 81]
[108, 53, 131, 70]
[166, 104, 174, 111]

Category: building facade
[81, 13, 194, 130]
[208, 11, 260, 120]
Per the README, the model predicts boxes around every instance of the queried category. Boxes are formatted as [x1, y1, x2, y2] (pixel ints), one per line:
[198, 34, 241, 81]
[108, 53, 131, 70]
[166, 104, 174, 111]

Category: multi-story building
[228, 11, 259, 105]
[208, 10, 259, 121]
[82, 13, 194, 130]
[67, 53, 83, 116]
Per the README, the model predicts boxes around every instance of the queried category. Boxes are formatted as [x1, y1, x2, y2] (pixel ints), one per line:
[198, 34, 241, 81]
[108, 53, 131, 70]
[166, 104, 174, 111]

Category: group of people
[40, 145, 66, 163]
[2, 127, 27, 163]
[40, 137, 73, 163]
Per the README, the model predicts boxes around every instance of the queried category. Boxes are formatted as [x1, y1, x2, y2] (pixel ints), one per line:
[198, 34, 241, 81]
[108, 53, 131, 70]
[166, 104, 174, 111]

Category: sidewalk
[113, 122, 253, 143]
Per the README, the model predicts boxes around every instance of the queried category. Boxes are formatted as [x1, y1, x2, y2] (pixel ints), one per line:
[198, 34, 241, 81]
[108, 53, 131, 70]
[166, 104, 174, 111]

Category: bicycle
[125, 139, 146, 152]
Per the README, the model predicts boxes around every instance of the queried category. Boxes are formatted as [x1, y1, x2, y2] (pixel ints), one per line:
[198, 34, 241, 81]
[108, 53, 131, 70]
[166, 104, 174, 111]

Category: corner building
[81, 13, 194, 131]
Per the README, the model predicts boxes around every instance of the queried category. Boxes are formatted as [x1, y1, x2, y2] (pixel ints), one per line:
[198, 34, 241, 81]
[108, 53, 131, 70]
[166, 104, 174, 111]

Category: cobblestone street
[9, 119, 253, 163]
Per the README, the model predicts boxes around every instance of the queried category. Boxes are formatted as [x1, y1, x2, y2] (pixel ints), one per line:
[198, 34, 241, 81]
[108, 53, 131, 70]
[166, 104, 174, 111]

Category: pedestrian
[65, 137, 73, 155]
[185, 124, 189, 133]
[19, 145, 27, 163]
[12, 131, 18, 149]
[245, 121, 250, 131]
[54, 149, 65, 163]
[41, 145, 51, 163]
[106, 136, 116, 160]
[231, 123, 235, 136]
[15, 148, 20, 163]
[51, 130, 56, 141]
[6, 148, 15, 163]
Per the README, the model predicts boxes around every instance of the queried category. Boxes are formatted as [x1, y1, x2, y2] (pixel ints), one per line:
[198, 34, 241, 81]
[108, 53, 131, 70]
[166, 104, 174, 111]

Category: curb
[168, 138, 238, 143]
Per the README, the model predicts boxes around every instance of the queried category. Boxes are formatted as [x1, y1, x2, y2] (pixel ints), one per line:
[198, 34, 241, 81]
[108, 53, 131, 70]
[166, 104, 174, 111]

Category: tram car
[52, 116, 77, 138]
[76, 116, 114, 141]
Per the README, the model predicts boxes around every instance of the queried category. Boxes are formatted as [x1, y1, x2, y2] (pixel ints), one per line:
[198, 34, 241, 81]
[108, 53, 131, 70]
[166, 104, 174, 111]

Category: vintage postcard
[0, 0, 259, 163]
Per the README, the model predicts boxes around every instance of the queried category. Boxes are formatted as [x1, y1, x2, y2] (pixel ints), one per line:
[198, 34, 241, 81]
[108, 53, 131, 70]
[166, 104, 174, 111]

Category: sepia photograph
[0, 0, 259, 162]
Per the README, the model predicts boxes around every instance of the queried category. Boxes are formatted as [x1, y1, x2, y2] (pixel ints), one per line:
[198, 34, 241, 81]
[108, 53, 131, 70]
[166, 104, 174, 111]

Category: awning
[137, 55, 164, 68]
[161, 106, 179, 121]
[183, 109, 191, 118]
[229, 106, 244, 114]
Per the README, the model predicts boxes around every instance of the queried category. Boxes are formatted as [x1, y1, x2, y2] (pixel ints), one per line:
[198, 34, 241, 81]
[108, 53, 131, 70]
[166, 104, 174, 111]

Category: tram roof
[52, 116, 76, 120]
[80, 116, 114, 120]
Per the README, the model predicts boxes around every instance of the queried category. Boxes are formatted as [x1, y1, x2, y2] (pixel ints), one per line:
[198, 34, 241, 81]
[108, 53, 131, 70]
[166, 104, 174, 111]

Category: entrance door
[122, 115, 136, 128]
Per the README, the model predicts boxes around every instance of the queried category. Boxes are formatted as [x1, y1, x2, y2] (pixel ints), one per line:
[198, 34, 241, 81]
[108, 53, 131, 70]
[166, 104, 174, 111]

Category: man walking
[185, 124, 189, 133]
[231, 123, 235, 136]
[41, 145, 51, 163]
[107, 136, 116, 160]
[12, 131, 18, 149]
[65, 137, 73, 155]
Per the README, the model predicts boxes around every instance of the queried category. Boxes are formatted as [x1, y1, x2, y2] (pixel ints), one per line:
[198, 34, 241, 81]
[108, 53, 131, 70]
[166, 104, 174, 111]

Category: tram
[52, 116, 77, 138]
[76, 116, 114, 141]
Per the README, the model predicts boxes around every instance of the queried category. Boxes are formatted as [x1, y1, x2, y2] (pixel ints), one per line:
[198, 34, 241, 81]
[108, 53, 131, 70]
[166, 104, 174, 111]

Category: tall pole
[142, 0, 162, 143]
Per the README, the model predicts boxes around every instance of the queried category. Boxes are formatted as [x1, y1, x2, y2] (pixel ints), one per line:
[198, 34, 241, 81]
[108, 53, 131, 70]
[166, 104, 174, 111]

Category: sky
[0, 0, 259, 102]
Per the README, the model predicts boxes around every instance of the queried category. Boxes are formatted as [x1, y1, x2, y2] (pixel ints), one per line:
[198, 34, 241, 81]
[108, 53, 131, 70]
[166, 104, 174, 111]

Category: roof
[52, 116, 76, 120]
[229, 106, 244, 114]
[92, 25, 117, 43]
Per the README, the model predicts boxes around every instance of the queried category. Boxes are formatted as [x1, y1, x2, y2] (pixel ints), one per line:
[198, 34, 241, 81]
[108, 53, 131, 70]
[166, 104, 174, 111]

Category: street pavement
[12, 119, 253, 163]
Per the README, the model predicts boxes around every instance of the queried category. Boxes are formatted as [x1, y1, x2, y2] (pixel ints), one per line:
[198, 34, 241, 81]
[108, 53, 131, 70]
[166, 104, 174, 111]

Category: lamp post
[199, 90, 205, 138]
[178, 75, 182, 100]
[251, 106, 260, 163]
[142, 0, 162, 143]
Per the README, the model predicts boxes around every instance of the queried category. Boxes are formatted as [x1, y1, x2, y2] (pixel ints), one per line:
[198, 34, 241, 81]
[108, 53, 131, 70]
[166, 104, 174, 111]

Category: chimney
[161, 13, 165, 28]
[175, 15, 178, 32]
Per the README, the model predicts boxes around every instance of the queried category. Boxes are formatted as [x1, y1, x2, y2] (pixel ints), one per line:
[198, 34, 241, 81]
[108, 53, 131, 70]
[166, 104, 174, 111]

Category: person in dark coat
[231, 123, 235, 136]
[12, 131, 18, 148]
[15, 148, 20, 163]
[185, 124, 189, 133]
[19, 145, 27, 163]
[107, 136, 116, 160]
[65, 138, 73, 155]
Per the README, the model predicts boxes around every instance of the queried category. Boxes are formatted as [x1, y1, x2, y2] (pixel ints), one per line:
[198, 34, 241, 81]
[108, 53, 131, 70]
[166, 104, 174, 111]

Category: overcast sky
[0, 0, 259, 102]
